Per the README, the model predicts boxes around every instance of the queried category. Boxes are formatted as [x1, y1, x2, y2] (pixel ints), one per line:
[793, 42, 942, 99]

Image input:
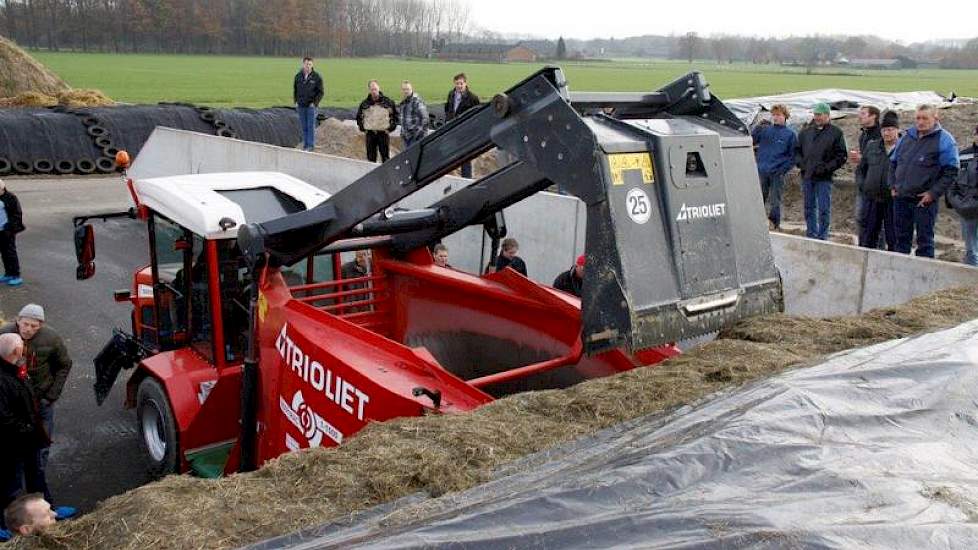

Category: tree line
[0, 0, 470, 57]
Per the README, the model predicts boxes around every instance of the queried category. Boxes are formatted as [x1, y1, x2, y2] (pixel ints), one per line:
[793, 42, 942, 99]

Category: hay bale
[16, 286, 978, 550]
[0, 91, 57, 108]
[55, 89, 114, 108]
[0, 35, 68, 97]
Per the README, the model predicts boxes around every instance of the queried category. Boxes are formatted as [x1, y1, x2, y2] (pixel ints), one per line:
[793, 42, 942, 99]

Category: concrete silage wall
[131, 127, 978, 315]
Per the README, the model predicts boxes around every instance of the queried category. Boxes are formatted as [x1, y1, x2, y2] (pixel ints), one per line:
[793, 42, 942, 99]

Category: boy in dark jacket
[0, 180, 24, 286]
[752, 104, 797, 229]
[493, 238, 527, 276]
[795, 103, 847, 240]
[356, 80, 398, 163]
[444, 73, 480, 177]
[888, 104, 959, 258]
[958, 125, 978, 266]
[853, 107, 898, 250]
[293, 57, 325, 151]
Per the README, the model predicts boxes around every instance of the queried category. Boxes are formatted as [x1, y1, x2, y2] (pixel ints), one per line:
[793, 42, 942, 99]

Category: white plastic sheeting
[726, 89, 964, 128]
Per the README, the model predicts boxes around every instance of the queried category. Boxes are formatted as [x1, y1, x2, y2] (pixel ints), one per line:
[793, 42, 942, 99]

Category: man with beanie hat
[553, 254, 585, 297]
[795, 103, 848, 240]
[853, 107, 898, 250]
[0, 305, 75, 520]
[888, 104, 959, 258]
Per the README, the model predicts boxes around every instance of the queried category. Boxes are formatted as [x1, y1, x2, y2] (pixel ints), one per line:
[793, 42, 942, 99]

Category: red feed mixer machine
[74, 67, 783, 476]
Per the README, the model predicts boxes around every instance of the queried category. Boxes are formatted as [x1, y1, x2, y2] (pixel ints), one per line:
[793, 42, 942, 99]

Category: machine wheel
[136, 377, 179, 477]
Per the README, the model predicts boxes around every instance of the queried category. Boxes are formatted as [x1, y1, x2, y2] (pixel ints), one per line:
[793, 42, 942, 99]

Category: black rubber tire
[76, 158, 96, 174]
[136, 377, 180, 477]
[102, 146, 120, 158]
[213, 120, 227, 129]
[216, 128, 234, 138]
[95, 157, 116, 173]
[0, 158, 10, 175]
[87, 125, 108, 137]
[14, 160, 32, 174]
[33, 159, 53, 173]
[80, 116, 99, 127]
[55, 160, 75, 174]
[94, 136, 113, 148]
[200, 111, 216, 122]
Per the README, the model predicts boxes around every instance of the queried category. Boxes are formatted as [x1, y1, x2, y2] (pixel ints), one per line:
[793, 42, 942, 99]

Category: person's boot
[0, 275, 10, 283]
[0, 528, 12, 541]
[6, 276, 22, 286]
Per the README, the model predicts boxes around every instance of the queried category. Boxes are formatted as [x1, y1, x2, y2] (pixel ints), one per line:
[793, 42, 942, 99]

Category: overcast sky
[468, 0, 972, 44]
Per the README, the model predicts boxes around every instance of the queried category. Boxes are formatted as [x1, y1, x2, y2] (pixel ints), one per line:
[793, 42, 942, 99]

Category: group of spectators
[753, 102, 974, 263]
[0, 304, 75, 540]
[294, 57, 481, 176]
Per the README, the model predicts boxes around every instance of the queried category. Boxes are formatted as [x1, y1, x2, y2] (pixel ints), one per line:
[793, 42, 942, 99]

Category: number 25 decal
[625, 188, 652, 224]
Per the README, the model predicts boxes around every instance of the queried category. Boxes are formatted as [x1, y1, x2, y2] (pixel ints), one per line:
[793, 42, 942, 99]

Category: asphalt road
[0, 176, 154, 513]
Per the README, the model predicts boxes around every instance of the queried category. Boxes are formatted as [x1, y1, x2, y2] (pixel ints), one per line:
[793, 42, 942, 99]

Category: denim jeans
[297, 105, 317, 150]
[858, 194, 896, 251]
[802, 179, 832, 240]
[759, 171, 786, 227]
[961, 215, 978, 266]
[893, 196, 938, 258]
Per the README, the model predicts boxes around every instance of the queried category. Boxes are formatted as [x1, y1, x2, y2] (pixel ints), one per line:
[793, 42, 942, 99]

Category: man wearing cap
[0, 179, 25, 287]
[0, 305, 74, 520]
[553, 255, 585, 297]
[888, 104, 959, 258]
[795, 103, 847, 240]
[852, 107, 898, 250]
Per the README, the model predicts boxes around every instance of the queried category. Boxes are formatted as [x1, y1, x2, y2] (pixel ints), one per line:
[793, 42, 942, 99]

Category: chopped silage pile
[15, 286, 978, 550]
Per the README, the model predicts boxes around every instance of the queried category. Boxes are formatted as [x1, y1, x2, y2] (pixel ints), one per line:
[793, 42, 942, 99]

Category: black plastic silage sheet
[79, 105, 214, 158]
[216, 107, 301, 148]
[250, 321, 978, 550]
[0, 109, 101, 173]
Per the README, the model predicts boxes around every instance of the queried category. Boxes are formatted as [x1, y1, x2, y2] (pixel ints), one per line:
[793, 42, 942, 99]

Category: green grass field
[32, 52, 978, 108]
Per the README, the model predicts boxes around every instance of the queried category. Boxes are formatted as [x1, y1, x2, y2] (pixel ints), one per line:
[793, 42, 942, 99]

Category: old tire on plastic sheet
[0, 158, 10, 175]
[217, 127, 235, 138]
[200, 111, 217, 122]
[136, 377, 179, 477]
[55, 160, 75, 175]
[102, 147, 120, 159]
[94, 136, 113, 148]
[14, 160, 32, 174]
[87, 125, 108, 137]
[95, 157, 116, 173]
[80, 115, 99, 127]
[76, 158, 96, 174]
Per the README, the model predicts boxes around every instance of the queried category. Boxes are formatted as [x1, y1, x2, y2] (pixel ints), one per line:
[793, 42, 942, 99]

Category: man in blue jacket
[752, 104, 797, 229]
[888, 104, 959, 258]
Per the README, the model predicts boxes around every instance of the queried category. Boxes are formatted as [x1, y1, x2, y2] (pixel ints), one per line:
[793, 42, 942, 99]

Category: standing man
[0, 180, 24, 287]
[444, 73, 481, 178]
[399, 80, 428, 149]
[889, 104, 959, 258]
[0, 332, 46, 539]
[795, 103, 847, 240]
[552, 254, 585, 297]
[356, 80, 398, 163]
[293, 57, 324, 152]
[852, 107, 897, 250]
[0, 305, 74, 519]
[751, 104, 797, 229]
[956, 125, 978, 266]
[432, 243, 450, 268]
[494, 238, 527, 276]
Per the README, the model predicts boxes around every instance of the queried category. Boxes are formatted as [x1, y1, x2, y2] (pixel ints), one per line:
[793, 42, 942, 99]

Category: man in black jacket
[0, 180, 24, 287]
[553, 255, 585, 297]
[293, 57, 325, 152]
[356, 80, 398, 163]
[795, 103, 847, 240]
[852, 107, 898, 250]
[0, 333, 46, 533]
[444, 73, 480, 178]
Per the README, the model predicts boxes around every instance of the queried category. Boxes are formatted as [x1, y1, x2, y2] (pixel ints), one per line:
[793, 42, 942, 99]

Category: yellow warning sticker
[257, 291, 268, 322]
[608, 153, 655, 186]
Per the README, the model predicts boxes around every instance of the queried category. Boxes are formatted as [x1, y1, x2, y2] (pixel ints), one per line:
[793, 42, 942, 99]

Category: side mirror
[74, 224, 96, 280]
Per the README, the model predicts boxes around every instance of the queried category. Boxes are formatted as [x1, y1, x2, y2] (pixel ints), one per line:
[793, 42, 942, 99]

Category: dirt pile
[0, 35, 68, 97]
[17, 286, 978, 550]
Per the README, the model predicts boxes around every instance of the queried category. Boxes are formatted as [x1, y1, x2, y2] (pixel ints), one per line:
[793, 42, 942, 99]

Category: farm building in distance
[435, 42, 539, 63]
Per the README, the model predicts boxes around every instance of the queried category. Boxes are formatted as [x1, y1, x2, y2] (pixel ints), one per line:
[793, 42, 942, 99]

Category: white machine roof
[133, 172, 330, 239]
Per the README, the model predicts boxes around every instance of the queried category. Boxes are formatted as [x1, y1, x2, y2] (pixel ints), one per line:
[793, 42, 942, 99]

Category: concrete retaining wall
[132, 128, 978, 318]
